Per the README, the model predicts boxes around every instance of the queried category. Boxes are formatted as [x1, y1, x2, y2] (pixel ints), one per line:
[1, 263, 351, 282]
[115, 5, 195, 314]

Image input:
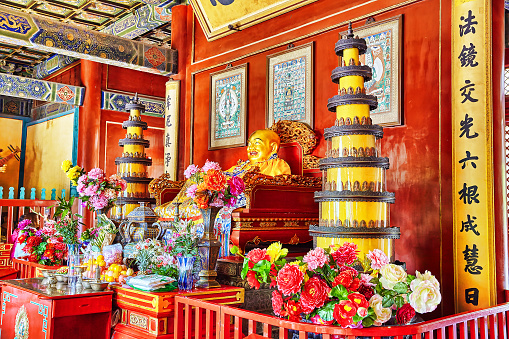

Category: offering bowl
[89, 281, 109, 291]
[55, 275, 68, 283]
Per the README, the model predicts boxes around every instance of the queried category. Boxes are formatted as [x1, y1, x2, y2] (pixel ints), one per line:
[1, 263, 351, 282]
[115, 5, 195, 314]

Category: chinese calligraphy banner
[189, 0, 318, 41]
[452, 0, 495, 312]
[165, 80, 180, 179]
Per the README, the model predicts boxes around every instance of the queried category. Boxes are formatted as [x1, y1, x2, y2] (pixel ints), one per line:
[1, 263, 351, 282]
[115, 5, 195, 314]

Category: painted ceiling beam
[0, 6, 178, 76]
[101, 1, 176, 39]
[0, 73, 85, 106]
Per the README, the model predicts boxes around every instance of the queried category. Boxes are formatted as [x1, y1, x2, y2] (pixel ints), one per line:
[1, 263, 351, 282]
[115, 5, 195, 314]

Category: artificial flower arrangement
[233, 242, 441, 328]
[17, 219, 67, 266]
[61, 160, 127, 211]
[129, 238, 177, 278]
[54, 196, 82, 245]
[184, 160, 245, 209]
[164, 218, 201, 257]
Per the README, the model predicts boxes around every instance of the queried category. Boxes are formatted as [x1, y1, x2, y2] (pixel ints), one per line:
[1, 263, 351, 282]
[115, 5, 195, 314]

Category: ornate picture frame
[209, 63, 248, 150]
[343, 16, 402, 126]
[266, 42, 314, 128]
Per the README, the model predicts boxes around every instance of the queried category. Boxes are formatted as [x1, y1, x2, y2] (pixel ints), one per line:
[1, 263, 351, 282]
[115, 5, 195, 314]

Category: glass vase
[177, 256, 196, 291]
[66, 243, 80, 286]
[196, 207, 222, 288]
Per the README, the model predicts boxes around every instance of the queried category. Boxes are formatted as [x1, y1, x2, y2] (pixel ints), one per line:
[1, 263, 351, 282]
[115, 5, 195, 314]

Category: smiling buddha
[153, 129, 291, 219]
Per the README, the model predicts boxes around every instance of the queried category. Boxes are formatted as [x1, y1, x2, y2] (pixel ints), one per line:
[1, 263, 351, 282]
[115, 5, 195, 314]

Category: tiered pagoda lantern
[310, 24, 399, 260]
[115, 95, 156, 217]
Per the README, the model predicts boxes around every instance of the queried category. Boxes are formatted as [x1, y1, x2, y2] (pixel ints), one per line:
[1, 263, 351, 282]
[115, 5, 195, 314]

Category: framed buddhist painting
[266, 42, 314, 128]
[344, 15, 402, 126]
[209, 63, 248, 150]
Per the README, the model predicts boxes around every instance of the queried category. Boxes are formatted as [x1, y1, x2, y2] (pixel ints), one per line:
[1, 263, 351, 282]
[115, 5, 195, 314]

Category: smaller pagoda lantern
[115, 94, 156, 218]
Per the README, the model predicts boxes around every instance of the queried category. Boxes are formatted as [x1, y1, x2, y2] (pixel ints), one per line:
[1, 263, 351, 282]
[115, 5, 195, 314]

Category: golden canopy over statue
[154, 129, 291, 218]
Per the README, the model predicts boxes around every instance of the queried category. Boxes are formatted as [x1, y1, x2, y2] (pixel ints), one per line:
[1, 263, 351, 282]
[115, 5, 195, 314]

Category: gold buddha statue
[154, 129, 291, 219]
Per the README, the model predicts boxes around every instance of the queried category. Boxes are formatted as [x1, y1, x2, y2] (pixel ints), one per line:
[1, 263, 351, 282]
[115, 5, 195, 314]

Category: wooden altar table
[112, 284, 245, 339]
[1, 278, 113, 339]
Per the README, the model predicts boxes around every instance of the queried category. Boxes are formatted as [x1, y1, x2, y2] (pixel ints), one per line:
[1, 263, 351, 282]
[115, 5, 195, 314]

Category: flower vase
[196, 207, 222, 288]
[66, 243, 80, 286]
[177, 256, 196, 291]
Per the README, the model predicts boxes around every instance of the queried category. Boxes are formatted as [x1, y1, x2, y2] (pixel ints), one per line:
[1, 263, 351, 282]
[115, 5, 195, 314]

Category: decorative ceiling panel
[0, 0, 181, 77]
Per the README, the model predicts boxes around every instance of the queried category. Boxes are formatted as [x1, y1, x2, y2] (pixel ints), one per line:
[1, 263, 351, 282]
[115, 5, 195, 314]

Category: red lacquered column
[79, 59, 102, 229]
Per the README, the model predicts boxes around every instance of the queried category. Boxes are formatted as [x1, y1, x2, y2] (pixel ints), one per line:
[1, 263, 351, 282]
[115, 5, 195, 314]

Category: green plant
[53, 196, 82, 244]
[167, 219, 200, 257]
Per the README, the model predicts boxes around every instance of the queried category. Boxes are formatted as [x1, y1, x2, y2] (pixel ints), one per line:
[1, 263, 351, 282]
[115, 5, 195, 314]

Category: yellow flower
[266, 242, 288, 263]
[61, 160, 73, 172]
[289, 261, 307, 274]
[66, 166, 82, 181]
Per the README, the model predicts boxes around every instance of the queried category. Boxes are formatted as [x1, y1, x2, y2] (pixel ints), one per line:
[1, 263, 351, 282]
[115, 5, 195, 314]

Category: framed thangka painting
[344, 16, 402, 126]
[209, 64, 247, 150]
[267, 42, 313, 128]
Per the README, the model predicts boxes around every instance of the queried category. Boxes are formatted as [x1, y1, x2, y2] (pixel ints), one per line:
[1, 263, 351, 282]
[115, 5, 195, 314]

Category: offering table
[0, 278, 113, 339]
[112, 285, 244, 339]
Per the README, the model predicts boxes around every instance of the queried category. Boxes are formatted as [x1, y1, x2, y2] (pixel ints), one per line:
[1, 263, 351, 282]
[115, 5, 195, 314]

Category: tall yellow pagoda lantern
[115, 94, 156, 217]
[310, 24, 399, 260]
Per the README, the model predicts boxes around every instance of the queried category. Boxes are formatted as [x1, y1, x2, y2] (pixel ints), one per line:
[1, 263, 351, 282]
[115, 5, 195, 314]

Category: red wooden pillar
[79, 59, 102, 229]
[492, 0, 508, 303]
[170, 4, 189, 179]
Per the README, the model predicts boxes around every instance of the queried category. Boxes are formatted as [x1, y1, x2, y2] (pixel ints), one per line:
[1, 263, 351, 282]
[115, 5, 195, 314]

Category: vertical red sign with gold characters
[452, 0, 495, 312]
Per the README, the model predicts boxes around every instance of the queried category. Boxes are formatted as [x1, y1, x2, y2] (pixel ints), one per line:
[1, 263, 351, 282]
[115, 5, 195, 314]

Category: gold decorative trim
[129, 313, 149, 330]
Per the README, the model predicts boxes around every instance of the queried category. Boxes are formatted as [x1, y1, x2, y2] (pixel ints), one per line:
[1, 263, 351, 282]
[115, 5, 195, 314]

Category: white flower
[379, 264, 407, 290]
[369, 294, 392, 326]
[409, 270, 441, 313]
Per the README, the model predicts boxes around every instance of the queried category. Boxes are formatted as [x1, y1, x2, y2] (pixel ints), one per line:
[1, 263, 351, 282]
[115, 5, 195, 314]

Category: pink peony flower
[331, 242, 359, 265]
[360, 273, 376, 287]
[303, 247, 328, 271]
[367, 249, 390, 270]
[90, 194, 108, 210]
[104, 188, 117, 200]
[186, 184, 198, 198]
[209, 197, 225, 208]
[87, 168, 105, 181]
[83, 184, 100, 197]
[77, 183, 86, 194]
[184, 164, 199, 179]
[202, 160, 221, 172]
[228, 176, 245, 196]
[78, 175, 88, 184]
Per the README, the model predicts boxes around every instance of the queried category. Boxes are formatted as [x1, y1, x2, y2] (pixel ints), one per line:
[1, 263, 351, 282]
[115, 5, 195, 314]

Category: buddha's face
[247, 130, 278, 164]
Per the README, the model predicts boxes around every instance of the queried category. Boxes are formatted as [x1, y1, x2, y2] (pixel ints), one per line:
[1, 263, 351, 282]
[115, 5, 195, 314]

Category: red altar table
[0, 278, 113, 339]
[112, 284, 245, 339]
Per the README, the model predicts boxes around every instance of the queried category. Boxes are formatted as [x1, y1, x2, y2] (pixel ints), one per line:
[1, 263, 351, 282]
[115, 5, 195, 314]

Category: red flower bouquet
[17, 220, 67, 266]
[234, 242, 442, 328]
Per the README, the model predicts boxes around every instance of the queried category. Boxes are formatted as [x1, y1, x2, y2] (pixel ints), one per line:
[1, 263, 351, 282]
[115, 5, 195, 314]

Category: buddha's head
[247, 129, 281, 164]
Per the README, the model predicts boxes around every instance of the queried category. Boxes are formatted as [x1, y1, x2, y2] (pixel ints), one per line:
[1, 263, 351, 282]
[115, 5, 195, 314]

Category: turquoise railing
[0, 186, 66, 200]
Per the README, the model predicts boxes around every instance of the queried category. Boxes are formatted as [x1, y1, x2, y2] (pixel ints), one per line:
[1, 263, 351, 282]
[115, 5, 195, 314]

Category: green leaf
[295, 256, 303, 261]
[317, 301, 336, 321]
[252, 260, 271, 283]
[382, 295, 394, 308]
[394, 296, 405, 309]
[407, 274, 416, 284]
[352, 314, 362, 323]
[330, 285, 349, 300]
[393, 282, 409, 294]
[362, 316, 375, 327]
[240, 257, 249, 279]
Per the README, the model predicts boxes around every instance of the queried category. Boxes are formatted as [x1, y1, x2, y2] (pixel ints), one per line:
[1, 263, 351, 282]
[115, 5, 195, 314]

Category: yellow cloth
[154, 157, 291, 218]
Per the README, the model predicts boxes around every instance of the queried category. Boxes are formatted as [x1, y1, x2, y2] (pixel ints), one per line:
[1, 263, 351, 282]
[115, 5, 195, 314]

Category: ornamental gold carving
[284, 221, 299, 227]
[269, 120, 317, 156]
[148, 173, 185, 205]
[259, 222, 277, 227]
[129, 313, 148, 329]
[289, 234, 300, 244]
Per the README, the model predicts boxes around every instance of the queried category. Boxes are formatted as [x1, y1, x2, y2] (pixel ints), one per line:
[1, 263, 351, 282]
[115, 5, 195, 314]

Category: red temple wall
[174, 0, 454, 315]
